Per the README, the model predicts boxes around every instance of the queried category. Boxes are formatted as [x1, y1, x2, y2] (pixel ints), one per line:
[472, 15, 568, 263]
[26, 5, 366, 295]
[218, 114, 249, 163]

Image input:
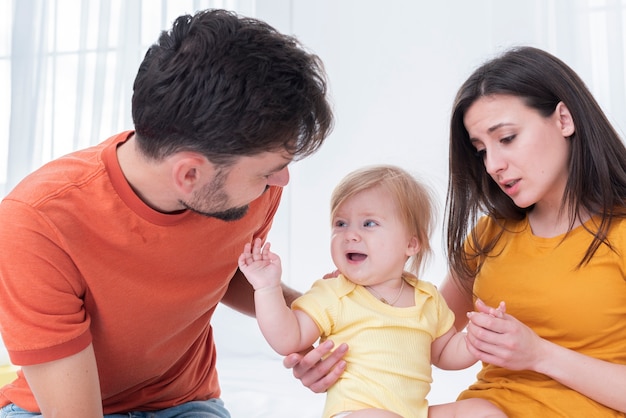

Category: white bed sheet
[213, 305, 480, 418]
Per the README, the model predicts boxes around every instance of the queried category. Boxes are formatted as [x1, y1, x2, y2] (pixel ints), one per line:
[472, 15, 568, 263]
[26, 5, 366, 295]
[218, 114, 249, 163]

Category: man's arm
[22, 343, 103, 418]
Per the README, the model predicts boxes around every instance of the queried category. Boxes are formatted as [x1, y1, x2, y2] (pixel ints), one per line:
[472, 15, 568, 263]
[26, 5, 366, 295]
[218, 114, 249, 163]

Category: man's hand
[283, 340, 348, 393]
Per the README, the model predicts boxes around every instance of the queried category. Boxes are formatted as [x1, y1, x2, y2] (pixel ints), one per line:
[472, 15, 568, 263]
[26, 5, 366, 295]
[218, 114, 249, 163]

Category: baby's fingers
[262, 242, 272, 258]
[238, 252, 251, 268]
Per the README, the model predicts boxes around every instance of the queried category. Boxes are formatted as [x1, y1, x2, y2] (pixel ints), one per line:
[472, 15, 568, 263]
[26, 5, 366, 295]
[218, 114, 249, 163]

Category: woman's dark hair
[446, 46, 626, 285]
[131, 9, 333, 165]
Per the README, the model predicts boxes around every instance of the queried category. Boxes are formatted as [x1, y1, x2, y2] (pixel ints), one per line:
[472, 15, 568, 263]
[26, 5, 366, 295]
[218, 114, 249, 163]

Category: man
[0, 9, 332, 417]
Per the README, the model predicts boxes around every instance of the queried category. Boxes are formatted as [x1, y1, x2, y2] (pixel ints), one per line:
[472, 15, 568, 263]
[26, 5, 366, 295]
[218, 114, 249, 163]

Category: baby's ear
[406, 236, 421, 256]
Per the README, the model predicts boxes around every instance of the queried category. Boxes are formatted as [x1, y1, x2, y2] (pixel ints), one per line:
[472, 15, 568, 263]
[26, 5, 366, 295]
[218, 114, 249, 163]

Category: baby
[239, 165, 506, 418]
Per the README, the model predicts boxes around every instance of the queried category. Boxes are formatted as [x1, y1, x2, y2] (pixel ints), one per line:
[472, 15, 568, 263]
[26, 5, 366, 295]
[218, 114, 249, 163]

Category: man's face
[180, 150, 292, 221]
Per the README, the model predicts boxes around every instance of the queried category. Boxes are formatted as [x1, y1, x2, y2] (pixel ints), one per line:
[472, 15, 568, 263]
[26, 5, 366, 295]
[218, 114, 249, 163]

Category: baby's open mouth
[347, 253, 367, 261]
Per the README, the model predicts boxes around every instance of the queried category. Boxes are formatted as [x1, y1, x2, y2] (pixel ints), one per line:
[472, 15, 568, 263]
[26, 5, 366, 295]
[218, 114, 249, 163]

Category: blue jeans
[0, 399, 231, 418]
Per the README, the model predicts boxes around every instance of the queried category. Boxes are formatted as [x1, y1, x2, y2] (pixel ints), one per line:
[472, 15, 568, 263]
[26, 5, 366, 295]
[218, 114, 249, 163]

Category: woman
[286, 47, 626, 417]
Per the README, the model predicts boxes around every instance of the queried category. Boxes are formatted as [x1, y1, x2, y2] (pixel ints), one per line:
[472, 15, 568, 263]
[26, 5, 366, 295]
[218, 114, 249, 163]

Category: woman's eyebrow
[487, 122, 514, 133]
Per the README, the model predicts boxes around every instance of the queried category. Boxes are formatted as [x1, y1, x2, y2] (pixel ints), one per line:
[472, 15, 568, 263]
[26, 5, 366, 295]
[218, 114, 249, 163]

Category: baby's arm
[431, 327, 476, 370]
[238, 238, 320, 355]
[431, 302, 506, 370]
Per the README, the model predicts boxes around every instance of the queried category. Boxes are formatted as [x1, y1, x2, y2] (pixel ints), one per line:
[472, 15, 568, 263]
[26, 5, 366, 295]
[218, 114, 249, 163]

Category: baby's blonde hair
[330, 165, 436, 275]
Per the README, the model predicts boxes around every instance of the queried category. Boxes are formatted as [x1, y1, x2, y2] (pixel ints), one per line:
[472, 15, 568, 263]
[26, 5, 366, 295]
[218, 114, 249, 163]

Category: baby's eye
[363, 220, 378, 227]
[334, 220, 347, 228]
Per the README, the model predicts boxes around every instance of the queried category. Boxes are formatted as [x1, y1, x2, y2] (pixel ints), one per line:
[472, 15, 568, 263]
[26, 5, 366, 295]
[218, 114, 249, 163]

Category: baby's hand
[471, 299, 507, 319]
[238, 238, 282, 290]
[489, 301, 506, 318]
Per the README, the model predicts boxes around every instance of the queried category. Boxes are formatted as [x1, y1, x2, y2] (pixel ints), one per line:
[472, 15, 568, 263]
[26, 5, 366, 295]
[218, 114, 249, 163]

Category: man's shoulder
[2, 133, 127, 209]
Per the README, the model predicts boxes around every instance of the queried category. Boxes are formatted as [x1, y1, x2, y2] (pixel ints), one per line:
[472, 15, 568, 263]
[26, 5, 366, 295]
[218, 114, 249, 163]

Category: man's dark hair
[132, 9, 333, 165]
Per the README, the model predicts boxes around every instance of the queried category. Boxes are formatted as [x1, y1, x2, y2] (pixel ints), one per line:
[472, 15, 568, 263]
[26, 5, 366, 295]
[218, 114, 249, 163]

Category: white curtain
[1, 0, 256, 196]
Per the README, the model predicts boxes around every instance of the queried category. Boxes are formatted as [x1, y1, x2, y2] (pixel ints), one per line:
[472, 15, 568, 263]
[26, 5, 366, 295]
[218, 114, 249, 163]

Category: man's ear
[170, 153, 214, 195]
[556, 101, 575, 137]
[406, 236, 421, 257]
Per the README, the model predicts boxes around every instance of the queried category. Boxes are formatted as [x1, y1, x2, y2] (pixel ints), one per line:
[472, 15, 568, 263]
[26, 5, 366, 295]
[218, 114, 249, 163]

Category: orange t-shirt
[0, 131, 282, 413]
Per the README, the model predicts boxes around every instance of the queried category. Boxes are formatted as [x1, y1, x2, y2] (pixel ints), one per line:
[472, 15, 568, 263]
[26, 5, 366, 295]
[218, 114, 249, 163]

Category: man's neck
[116, 134, 181, 213]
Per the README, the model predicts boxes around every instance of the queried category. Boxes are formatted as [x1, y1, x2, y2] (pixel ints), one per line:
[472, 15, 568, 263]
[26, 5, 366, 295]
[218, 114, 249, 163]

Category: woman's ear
[556, 101, 575, 137]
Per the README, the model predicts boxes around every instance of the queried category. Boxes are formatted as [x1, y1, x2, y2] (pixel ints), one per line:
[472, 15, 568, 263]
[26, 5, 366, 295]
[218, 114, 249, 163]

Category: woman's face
[463, 94, 575, 212]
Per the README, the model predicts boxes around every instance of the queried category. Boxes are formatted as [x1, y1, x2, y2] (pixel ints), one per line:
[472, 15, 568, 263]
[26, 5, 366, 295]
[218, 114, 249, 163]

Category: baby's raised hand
[238, 237, 282, 290]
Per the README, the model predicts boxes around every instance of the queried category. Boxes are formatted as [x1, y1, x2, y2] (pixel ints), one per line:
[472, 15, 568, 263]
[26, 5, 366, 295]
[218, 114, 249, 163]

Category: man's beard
[179, 199, 249, 221]
[178, 167, 249, 221]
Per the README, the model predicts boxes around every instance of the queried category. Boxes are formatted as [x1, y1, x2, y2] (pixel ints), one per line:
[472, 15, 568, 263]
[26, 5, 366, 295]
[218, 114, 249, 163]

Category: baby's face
[330, 186, 417, 286]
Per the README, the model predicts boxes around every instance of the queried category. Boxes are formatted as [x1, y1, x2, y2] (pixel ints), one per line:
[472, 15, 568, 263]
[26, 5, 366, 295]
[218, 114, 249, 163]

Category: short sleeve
[0, 200, 91, 365]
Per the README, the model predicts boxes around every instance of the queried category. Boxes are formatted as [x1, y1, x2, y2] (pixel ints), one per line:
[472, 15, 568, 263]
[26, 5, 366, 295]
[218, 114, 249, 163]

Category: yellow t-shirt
[292, 273, 455, 418]
[458, 216, 626, 417]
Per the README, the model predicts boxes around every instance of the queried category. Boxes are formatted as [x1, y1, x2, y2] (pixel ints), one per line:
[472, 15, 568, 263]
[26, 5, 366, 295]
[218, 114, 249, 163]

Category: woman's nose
[484, 147, 507, 176]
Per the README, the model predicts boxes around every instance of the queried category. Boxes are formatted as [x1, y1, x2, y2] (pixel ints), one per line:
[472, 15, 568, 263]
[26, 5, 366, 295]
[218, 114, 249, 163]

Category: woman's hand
[465, 299, 546, 371]
[466, 298, 626, 412]
[283, 340, 348, 393]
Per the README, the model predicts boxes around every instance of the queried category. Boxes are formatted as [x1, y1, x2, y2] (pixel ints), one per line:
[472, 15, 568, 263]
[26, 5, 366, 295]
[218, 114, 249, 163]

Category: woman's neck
[527, 205, 590, 238]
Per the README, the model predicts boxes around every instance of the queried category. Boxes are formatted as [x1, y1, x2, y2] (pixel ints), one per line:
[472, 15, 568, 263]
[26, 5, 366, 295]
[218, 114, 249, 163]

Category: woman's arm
[22, 343, 103, 418]
[467, 299, 626, 413]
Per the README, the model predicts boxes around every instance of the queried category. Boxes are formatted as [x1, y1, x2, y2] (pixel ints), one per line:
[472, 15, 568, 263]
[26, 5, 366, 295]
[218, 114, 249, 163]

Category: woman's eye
[501, 135, 515, 143]
[474, 149, 486, 159]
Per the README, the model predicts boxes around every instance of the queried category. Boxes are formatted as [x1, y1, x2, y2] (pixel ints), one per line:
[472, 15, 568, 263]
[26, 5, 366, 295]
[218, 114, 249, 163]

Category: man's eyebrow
[268, 160, 291, 173]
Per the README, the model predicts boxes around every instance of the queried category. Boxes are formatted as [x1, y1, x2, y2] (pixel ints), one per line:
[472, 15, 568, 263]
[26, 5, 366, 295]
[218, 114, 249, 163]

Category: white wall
[214, 0, 626, 411]
[255, 0, 613, 290]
